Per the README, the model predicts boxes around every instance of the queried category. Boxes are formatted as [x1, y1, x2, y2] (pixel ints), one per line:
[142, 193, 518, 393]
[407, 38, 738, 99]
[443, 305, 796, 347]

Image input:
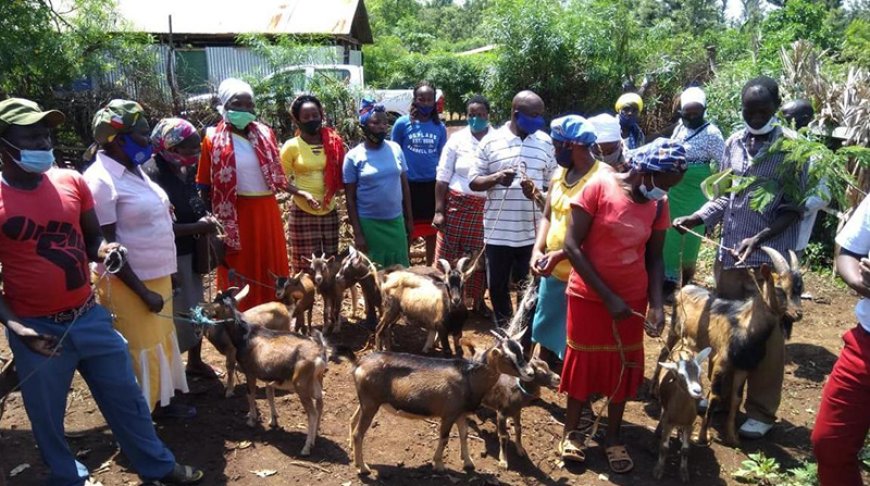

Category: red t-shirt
[567, 173, 670, 303]
[0, 169, 96, 317]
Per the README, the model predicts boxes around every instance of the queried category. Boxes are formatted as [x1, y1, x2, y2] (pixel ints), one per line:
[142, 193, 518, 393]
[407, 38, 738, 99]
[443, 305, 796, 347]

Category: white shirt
[796, 175, 830, 251]
[231, 134, 270, 195]
[435, 127, 486, 197]
[835, 193, 870, 332]
[84, 152, 177, 280]
[468, 124, 557, 247]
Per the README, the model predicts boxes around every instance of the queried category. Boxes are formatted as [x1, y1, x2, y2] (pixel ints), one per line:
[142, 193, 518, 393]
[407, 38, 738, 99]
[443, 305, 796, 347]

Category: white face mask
[745, 116, 778, 135]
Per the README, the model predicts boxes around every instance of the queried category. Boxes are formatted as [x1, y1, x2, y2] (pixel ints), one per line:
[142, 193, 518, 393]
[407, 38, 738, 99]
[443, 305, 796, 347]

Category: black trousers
[485, 244, 534, 327]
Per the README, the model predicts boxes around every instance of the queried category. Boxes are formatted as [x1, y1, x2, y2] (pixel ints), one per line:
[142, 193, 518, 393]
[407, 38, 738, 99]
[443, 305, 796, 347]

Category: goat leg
[298, 391, 318, 456]
[245, 373, 259, 427]
[349, 405, 361, 451]
[225, 354, 237, 398]
[679, 426, 691, 482]
[352, 404, 377, 476]
[496, 413, 509, 469]
[453, 332, 463, 358]
[457, 416, 475, 471]
[438, 329, 453, 357]
[266, 385, 279, 429]
[513, 412, 525, 458]
[724, 370, 748, 447]
[432, 418, 453, 472]
[653, 418, 673, 480]
[422, 329, 438, 354]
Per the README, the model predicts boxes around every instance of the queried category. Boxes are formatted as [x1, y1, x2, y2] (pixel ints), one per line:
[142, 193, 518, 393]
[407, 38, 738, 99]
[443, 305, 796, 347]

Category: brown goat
[274, 270, 315, 335]
[465, 341, 560, 470]
[203, 287, 350, 456]
[202, 285, 294, 398]
[653, 344, 711, 482]
[349, 328, 535, 475]
[336, 246, 382, 327]
[654, 246, 803, 447]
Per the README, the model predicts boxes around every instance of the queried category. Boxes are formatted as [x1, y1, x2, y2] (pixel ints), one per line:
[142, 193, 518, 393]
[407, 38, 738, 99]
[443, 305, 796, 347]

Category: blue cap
[550, 115, 597, 145]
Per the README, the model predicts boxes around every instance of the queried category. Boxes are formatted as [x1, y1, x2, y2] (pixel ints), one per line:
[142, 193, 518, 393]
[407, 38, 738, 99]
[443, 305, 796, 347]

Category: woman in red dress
[558, 139, 687, 474]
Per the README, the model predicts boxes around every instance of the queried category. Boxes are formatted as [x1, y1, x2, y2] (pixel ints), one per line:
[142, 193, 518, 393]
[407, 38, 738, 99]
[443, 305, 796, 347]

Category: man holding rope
[0, 99, 202, 485]
[673, 76, 803, 441]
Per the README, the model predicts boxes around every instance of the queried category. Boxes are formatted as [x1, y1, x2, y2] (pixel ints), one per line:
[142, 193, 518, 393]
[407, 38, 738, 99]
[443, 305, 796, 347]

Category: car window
[314, 69, 351, 84]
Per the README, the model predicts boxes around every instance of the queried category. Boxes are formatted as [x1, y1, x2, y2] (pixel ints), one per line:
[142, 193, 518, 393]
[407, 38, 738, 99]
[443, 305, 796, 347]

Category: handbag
[193, 231, 224, 274]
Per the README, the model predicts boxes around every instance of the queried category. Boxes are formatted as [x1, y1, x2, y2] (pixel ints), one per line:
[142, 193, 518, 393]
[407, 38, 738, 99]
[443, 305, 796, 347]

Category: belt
[45, 294, 96, 323]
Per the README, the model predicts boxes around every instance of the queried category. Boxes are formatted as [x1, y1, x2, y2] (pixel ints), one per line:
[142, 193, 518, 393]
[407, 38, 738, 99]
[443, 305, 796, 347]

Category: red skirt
[218, 195, 290, 311]
[559, 295, 647, 404]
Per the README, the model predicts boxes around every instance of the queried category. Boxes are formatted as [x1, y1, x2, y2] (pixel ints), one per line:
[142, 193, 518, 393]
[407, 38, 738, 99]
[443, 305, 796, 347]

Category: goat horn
[267, 270, 280, 282]
[761, 246, 789, 274]
[788, 250, 801, 271]
[234, 284, 250, 303]
[456, 257, 470, 275]
[437, 258, 451, 275]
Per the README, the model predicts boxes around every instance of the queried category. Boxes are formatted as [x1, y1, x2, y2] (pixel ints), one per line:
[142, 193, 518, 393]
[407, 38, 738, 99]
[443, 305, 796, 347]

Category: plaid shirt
[697, 127, 803, 269]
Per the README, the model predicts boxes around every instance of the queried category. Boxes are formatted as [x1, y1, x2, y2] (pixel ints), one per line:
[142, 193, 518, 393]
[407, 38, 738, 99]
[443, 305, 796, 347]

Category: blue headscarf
[550, 115, 597, 145]
[359, 97, 385, 125]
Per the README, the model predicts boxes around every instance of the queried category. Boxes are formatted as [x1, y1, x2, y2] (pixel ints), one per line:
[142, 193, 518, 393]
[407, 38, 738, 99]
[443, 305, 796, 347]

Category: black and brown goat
[273, 270, 316, 335]
[335, 246, 383, 327]
[202, 286, 351, 456]
[374, 258, 474, 356]
[348, 327, 535, 475]
[654, 246, 803, 446]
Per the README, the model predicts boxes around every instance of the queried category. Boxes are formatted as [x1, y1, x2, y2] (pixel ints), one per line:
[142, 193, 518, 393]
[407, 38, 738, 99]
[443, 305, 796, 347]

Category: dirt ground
[0, 259, 863, 485]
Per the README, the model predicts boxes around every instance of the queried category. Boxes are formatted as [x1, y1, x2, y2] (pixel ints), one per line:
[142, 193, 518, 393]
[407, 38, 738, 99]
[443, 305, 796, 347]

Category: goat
[335, 246, 382, 327]
[464, 342, 560, 469]
[201, 284, 294, 398]
[349, 327, 534, 476]
[201, 286, 351, 456]
[653, 344, 711, 482]
[273, 270, 315, 335]
[653, 246, 803, 446]
[307, 252, 360, 334]
[374, 258, 474, 356]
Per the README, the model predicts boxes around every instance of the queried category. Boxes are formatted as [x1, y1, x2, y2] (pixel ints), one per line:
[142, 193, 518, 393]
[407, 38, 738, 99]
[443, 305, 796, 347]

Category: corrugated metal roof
[112, 0, 372, 43]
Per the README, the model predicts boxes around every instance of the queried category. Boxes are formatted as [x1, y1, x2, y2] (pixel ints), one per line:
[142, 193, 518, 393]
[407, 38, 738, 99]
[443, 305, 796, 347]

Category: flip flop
[558, 431, 586, 463]
[605, 445, 634, 474]
[154, 463, 204, 485]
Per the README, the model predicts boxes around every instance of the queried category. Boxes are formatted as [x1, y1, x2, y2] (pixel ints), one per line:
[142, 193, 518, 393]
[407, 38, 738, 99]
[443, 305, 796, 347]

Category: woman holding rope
[558, 138, 687, 473]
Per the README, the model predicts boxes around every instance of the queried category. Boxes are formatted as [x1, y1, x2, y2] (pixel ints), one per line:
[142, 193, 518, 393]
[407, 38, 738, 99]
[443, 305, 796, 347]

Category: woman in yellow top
[280, 95, 346, 272]
[530, 115, 600, 361]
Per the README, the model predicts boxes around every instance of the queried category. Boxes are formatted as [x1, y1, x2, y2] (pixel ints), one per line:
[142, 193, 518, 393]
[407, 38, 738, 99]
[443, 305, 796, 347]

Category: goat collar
[516, 377, 536, 398]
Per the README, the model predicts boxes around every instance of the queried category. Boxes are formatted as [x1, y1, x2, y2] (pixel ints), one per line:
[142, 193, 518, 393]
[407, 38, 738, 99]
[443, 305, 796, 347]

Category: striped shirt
[697, 126, 803, 269]
[469, 124, 556, 247]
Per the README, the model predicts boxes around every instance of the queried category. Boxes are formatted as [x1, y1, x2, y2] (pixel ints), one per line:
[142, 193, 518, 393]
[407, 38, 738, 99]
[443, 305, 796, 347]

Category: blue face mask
[515, 112, 545, 135]
[119, 134, 153, 166]
[468, 116, 489, 133]
[415, 103, 435, 117]
[639, 173, 667, 201]
[1, 138, 55, 173]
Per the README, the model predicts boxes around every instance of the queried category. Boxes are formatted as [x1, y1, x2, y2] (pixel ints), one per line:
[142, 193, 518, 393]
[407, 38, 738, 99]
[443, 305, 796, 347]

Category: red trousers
[811, 325, 870, 486]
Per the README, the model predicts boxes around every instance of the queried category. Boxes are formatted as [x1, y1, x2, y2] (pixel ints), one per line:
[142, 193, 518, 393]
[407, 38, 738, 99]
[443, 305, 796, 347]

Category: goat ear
[759, 263, 772, 280]
[437, 258, 451, 275]
[234, 284, 250, 303]
[510, 327, 528, 343]
[659, 362, 678, 371]
[327, 256, 335, 263]
[302, 256, 312, 264]
[695, 347, 712, 364]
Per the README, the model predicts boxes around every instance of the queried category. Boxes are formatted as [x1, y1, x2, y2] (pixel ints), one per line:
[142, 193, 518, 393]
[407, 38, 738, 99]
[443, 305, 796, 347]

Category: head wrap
[92, 99, 148, 145]
[615, 93, 644, 113]
[550, 115, 597, 145]
[358, 97, 385, 125]
[150, 118, 197, 153]
[217, 78, 254, 115]
[630, 138, 687, 173]
[680, 87, 707, 109]
[0, 98, 65, 136]
[587, 114, 621, 144]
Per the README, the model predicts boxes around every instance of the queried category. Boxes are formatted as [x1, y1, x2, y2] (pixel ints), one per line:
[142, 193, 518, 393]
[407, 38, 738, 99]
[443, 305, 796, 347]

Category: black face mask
[364, 128, 387, 145]
[300, 119, 322, 135]
[682, 115, 705, 130]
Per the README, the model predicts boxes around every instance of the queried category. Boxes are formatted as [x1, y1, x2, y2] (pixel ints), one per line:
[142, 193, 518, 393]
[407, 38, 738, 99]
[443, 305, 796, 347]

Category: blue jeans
[7, 304, 175, 486]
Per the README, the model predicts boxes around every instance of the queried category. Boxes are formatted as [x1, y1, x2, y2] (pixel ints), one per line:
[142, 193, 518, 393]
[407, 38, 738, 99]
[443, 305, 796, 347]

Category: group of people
[0, 70, 865, 486]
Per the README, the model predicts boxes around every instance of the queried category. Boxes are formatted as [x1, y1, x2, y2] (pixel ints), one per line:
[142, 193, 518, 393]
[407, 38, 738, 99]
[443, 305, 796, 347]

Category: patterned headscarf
[358, 97, 385, 125]
[631, 138, 687, 173]
[150, 118, 197, 153]
[92, 99, 148, 145]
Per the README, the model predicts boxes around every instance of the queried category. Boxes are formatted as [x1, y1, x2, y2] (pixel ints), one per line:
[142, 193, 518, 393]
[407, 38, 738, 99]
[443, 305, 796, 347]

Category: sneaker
[739, 418, 773, 439]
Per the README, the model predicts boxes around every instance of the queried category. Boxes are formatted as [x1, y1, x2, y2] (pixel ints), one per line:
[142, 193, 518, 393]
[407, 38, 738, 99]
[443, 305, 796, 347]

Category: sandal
[605, 445, 634, 474]
[154, 463, 204, 485]
[558, 431, 586, 463]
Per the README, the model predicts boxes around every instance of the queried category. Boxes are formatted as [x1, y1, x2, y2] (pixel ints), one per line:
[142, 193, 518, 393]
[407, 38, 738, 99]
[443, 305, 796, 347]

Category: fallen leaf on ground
[236, 440, 252, 449]
[10, 463, 30, 477]
[251, 469, 277, 478]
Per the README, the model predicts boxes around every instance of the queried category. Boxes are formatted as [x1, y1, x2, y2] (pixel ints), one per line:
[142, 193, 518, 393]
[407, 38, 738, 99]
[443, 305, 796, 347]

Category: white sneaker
[739, 418, 773, 439]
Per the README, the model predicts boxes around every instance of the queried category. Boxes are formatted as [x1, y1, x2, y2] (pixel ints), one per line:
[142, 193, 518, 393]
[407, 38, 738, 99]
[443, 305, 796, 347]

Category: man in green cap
[0, 98, 203, 485]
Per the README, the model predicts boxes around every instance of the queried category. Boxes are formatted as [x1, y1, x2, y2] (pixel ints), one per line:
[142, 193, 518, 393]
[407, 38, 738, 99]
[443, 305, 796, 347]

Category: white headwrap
[588, 114, 621, 144]
[680, 87, 706, 109]
[217, 78, 254, 115]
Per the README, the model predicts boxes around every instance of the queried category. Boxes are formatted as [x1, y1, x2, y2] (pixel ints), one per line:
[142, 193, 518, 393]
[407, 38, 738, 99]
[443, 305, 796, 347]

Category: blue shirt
[391, 115, 447, 182]
[343, 141, 408, 220]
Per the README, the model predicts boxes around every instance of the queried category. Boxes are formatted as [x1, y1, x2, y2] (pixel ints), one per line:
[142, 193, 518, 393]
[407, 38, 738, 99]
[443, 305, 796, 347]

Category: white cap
[588, 114, 621, 143]
[681, 87, 706, 109]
